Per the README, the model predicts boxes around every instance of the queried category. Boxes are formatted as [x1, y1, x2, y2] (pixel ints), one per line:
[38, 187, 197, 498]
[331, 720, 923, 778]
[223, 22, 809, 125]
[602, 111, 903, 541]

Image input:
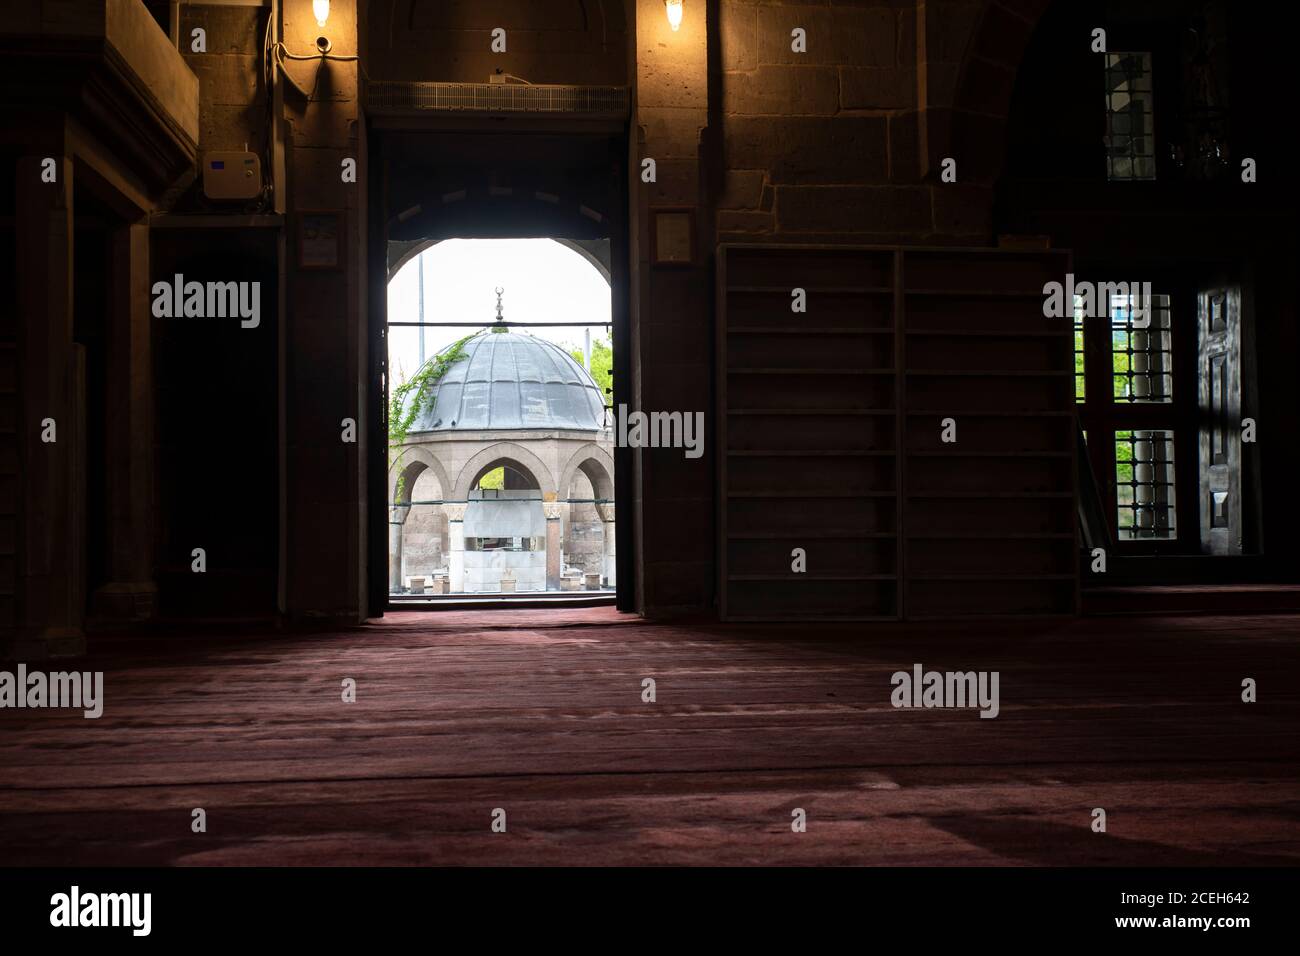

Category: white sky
[387, 238, 612, 386]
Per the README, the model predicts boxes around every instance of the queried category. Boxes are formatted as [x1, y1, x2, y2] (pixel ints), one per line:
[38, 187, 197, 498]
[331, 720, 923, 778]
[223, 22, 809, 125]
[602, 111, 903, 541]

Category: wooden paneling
[718, 245, 1077, 621]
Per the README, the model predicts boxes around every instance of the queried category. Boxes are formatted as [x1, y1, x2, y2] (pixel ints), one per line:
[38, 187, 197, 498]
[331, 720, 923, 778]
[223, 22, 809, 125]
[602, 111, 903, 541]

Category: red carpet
[1, 608, 1297, 865]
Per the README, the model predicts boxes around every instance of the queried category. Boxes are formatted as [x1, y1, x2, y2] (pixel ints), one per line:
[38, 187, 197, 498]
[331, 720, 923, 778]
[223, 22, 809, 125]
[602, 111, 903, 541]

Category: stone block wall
[402, 505, 446, 578]
[156, 0, 1037, 621]
[717, 0, 926, 243]
[170, 3, 272, 212]
[714, 0, 1047, 247]
[361, 0, 628, 85]
[563, 471, 605, 576]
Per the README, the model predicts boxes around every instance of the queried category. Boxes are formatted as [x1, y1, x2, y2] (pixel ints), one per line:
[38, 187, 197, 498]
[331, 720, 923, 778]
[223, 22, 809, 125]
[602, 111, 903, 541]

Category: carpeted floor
[1, 608, 1297, 865]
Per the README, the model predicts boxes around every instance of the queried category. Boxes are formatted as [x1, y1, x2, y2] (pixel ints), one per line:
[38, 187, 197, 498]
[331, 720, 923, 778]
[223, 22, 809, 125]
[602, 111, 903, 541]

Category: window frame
[1075, 267, 1201, 554]
[1103, 50, 1158, 182]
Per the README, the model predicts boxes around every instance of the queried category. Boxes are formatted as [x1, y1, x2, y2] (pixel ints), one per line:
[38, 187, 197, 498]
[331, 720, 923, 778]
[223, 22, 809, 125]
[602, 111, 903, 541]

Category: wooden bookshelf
[900, 248, 1078, 619]
[717, 244, 1079, 621]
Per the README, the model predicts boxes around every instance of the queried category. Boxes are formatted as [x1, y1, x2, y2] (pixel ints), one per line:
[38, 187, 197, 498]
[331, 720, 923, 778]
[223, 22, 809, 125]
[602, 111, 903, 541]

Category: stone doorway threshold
[390, 590, 616, 610]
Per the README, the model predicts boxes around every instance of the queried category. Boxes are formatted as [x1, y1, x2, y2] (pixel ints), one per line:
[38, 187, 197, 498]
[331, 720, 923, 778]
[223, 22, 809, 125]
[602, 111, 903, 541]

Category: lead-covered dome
[408, 331, 606, 433]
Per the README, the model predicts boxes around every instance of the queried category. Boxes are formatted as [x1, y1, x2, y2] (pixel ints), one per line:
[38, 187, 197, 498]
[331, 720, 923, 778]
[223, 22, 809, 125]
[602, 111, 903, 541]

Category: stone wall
[172, 3, 272, 212]
[361, 0, 628, 85]
[402, 501, 447, 580]
[158, 0, 1033, 620]
[564, 470, 605, 576]
[717, 0, 923, 242]
[103, 0, 1046, 624]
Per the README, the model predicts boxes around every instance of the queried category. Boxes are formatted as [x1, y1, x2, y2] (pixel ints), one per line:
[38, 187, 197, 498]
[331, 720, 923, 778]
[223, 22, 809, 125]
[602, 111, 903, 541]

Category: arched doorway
[368, 118, 633, 614]
[461, 456, 547, 593]
[384, 239, 618, 603]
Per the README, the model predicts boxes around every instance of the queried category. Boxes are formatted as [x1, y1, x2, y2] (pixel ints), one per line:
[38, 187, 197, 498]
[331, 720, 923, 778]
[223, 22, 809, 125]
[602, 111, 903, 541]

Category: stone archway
[388, 237, 612, 286]
[557, 444, 616, 586]
[453, 442, 557, 502]
[389, 445, 452, 506]
[387, 446, 453, 593]
[442, 444, 558, 593]
[918, 0, 1054, 238]
[557, 443, 616, 503]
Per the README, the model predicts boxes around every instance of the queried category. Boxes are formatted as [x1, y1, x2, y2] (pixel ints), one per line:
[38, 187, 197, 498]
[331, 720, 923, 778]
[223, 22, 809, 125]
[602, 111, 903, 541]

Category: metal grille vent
[367, 82, 629, 116]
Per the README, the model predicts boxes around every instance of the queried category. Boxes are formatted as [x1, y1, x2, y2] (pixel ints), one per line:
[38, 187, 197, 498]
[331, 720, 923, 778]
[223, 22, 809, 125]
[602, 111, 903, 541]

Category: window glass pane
[1105, 53, 1156, 181]
[1115, 429, 1177, 540]
[1073, 295, 1086, 403]
[1111, 293, 1172, 403]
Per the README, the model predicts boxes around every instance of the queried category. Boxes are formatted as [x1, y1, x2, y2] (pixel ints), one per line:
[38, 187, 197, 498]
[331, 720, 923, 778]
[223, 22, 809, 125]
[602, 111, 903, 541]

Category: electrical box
[202, 151, 262, 200]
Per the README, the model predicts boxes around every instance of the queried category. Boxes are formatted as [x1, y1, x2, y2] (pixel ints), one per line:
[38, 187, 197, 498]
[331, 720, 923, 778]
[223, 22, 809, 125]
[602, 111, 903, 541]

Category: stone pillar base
[91, 582, 158, 623]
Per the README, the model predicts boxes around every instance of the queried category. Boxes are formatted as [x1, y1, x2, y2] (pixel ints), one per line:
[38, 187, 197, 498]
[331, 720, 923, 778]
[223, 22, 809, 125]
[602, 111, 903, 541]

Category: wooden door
[1198, 286, 1243, 554]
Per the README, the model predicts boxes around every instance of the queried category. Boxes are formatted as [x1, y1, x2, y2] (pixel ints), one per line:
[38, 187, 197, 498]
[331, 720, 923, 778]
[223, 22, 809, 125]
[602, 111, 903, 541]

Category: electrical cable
[273, 41, 359, 61]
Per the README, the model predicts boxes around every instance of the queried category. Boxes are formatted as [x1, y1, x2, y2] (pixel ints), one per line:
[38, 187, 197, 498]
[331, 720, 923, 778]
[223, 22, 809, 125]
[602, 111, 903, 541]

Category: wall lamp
[313, 0, 332, 53]
[665, 0, 683, 32]
[272, 0, 357, 92]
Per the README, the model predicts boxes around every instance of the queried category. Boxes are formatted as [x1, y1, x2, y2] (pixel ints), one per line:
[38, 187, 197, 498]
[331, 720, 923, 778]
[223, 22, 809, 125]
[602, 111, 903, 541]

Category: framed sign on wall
[651, 207, 695, 267]
[297, 211, 343, 270]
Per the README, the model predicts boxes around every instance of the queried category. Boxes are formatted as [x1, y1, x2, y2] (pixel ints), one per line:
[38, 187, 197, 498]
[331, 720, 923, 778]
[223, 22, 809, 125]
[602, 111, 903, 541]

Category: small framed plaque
[651, 207, 694, 267]
[297, 211, 343, 270]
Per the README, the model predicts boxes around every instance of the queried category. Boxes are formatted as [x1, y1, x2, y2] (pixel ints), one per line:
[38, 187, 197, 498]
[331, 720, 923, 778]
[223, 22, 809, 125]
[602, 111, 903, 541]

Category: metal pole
[417, 252, 426, 366]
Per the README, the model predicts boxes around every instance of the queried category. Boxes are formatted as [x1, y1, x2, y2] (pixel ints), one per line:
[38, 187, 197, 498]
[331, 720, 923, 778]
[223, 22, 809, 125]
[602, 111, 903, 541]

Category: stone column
[93, 221, 158, 622]
[389, 503, 410, 592]
[543, 498, 562, 591]
[636, 0, 710, 614]
[281, 0, 365, 621]
[597, 502, 616, 588]
[13, 154, 83, 657]
[444, 502, 467, 593]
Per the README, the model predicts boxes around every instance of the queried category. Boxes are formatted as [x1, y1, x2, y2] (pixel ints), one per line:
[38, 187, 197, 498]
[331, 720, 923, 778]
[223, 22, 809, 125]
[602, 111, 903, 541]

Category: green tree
[569, 336, 613, 404]
[388, 333, 474, 499]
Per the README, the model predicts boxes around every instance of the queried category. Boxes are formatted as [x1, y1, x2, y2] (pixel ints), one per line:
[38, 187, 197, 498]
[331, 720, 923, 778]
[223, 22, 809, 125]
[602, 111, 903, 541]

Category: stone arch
[931, 0, 1053, 185]
[471, 459, 540, 491]
[956, 1, 1055, 179]
[389, 445, 452, 506]
[388, 237, 612, 286]
[453, 442, 557, 501]
[911, 0, 1055, 239]
[557, 444, 615, 502]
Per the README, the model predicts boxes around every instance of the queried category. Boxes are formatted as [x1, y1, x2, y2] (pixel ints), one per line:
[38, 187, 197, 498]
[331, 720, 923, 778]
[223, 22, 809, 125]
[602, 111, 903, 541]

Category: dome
[408, 331, 607, 433]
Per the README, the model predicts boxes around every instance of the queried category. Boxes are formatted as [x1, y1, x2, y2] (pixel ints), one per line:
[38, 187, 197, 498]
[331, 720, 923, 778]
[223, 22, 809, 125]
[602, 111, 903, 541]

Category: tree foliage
[388, 333, 474, 499]
[569, 336, 613, 404]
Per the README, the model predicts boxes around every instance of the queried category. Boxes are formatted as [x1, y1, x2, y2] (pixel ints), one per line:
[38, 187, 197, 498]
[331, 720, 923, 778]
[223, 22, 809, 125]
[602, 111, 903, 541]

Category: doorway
[385, 238, 616, 602]
[367, 127, 632, 614]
